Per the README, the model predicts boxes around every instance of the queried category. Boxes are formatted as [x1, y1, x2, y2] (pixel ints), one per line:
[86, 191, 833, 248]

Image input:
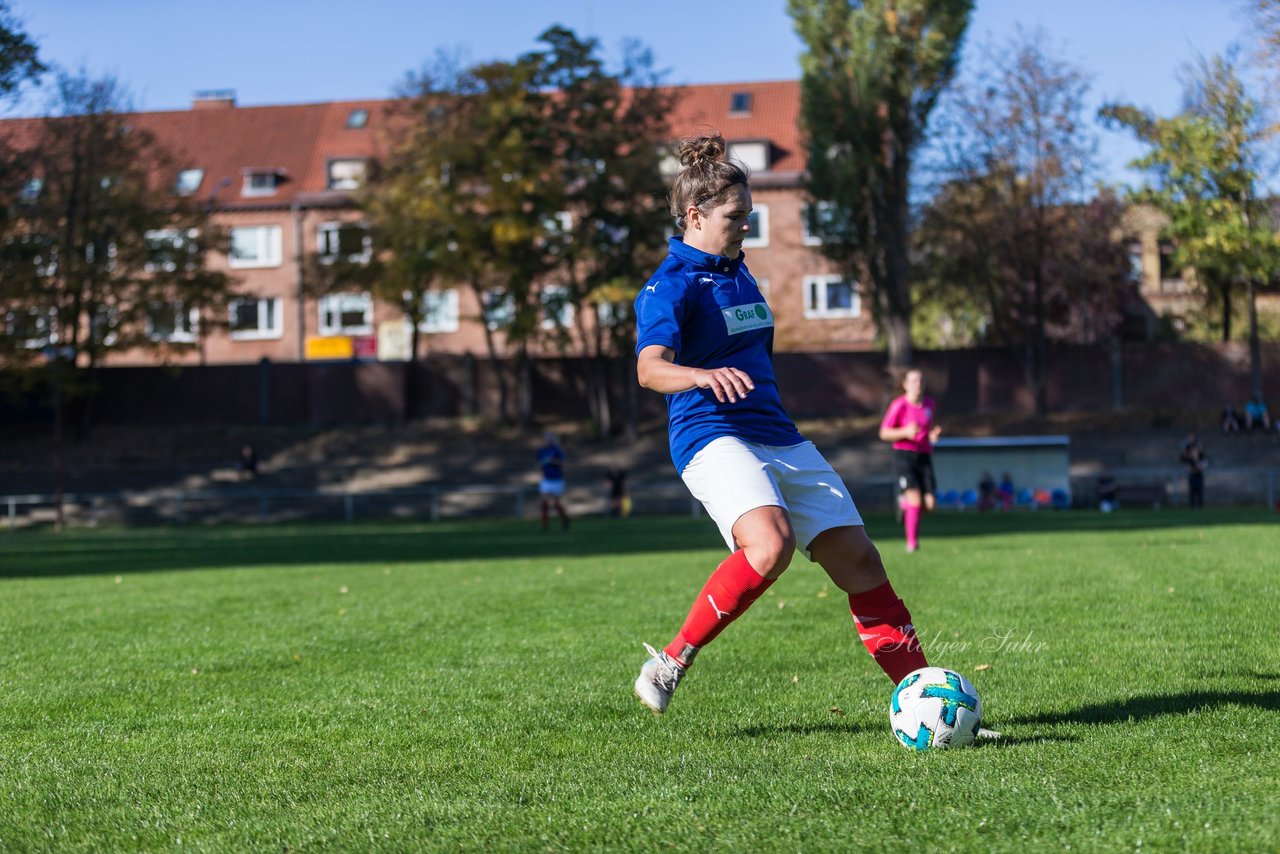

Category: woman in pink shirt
[879, 369, 942, 552]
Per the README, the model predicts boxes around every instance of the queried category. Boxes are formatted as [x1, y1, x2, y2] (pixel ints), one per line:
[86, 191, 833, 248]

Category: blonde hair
[668, 133, 750, 231]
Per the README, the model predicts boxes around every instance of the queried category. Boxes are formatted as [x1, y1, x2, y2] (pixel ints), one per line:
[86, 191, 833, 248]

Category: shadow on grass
[1, 509, 1274, 580]
[727, 720, 878, 738]
[1008, 689, 1280, 727]
[0, 516, 721, 580]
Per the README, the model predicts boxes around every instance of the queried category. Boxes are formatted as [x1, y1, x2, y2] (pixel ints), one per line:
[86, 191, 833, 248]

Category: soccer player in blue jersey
[537, 431, 569, 531]
[632, 134, 930, 714]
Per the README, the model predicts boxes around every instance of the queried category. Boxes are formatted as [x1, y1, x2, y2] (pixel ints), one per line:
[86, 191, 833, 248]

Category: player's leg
[635, 438, 794, 714]
[539, 493, 550, 530]
[809, 526, 928, 683]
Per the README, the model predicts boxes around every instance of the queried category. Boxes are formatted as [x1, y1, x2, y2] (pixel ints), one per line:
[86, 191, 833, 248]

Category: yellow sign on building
[305, 335, 353, 361]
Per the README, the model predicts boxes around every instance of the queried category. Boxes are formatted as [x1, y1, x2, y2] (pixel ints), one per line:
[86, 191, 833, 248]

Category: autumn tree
[918, 29, 1127, 412]
[788, 0, 972, 370]
[1102, 53, 1280, 398]
[2, 70, 233, 527]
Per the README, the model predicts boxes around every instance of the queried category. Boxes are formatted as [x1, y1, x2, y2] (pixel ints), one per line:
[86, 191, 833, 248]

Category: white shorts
[680, 436, 863, 559]
[539, 479, 565, 497]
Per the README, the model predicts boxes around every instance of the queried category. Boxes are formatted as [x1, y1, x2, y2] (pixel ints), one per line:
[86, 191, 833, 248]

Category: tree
[788, 0, 972, 371]
[1102, 53, 1280, 399]
[918, 29, 1127, 412]
[527, 26, 673, 436]
[1, 70, 233, 528]
[0, 0, 42, 100]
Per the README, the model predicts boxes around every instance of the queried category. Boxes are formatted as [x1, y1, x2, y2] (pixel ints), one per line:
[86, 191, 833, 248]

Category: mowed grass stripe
[0, 511, 1276, 851]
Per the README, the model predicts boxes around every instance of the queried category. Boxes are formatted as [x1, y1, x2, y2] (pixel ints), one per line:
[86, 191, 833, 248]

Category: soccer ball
[889, 667, 983, 750]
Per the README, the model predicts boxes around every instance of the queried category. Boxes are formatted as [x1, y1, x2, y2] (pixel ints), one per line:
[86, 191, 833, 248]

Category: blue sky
[8, 0, 1253, 184]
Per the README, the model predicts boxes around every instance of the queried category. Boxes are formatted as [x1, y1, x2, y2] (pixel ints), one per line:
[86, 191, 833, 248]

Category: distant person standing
[879, 369, 942, 552]
[604, 467, 630, 518]
[238, 445, 258, 479]
[1179, 433, 1208, 509]
[538, 432, 570, 531]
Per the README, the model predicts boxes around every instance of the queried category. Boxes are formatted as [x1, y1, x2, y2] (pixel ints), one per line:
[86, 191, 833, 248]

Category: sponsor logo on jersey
[721, 302, 773, 335]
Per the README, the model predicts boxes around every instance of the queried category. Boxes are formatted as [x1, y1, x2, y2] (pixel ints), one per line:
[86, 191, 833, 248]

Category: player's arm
[636, 344, 755, 403]
[878, 400, 914, 442]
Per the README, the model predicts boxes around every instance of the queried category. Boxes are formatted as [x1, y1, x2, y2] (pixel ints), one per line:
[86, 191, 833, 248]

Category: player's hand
[693, 366, 755, 403]
[929, 426, 942, 443]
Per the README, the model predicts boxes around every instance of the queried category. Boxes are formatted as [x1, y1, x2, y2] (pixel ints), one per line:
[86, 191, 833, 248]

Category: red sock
[540, 504, 549, 530]
[903, 504, 921, 550]
[664, 550, 774, 666]
[849, 581, 927, 683]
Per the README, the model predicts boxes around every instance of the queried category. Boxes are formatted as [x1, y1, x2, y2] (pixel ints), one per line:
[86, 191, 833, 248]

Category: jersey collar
[667, 236, 744, 275]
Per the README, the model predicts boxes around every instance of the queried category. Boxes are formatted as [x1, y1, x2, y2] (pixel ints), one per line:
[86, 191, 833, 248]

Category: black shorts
[894, 450, 936, 496]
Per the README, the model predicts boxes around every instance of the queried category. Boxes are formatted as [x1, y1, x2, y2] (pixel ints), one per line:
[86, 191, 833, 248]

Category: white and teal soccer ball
[889, 667, 983, 750]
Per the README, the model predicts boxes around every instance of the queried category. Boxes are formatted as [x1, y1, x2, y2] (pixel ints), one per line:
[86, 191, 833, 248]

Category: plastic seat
[960, 489, 979, 509]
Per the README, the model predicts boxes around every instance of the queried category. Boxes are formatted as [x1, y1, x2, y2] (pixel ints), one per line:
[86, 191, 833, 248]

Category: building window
[5, 233, 57, 277]
[317, 221, 372, 263]
[229, 297, 283, 340]
[229, 225, 282, 269]
[803, 275, 860, 319]
[596, 302, 629, 328]
[20, 177, 42, 202]
[147, 302, 199, 343]
[802, 202, 838, 246]
[540, 285, 574, 330]
[145, 228, 198, 272]
[5, 308, 55, 349]
[743, 204, 769, 248]
[91, 305, 119, 347]
[1125, 242, 1143, 285]
[418, 289, 460, 334]
[730, 91, 752, 114]
[242, 169, 280, 197]
[327, 159, 367, 191]
[346, 108, 369, 129]
[482, 290, 515, 331]
[175, 168, 204, 196]
[318, 292, 373, 335]
[728, 141, 769, 172]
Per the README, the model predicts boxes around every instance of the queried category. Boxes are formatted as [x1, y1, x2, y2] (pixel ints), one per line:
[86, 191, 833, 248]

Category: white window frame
[327, 159, 367, 191]
[802, 202, 836, 246]
[482, 290, 515, 331]
[175, 168, 204, 196]
[417, 289, 460, 334]
[242, 170, 279, 197]
[540, 285, 575, 330]
[146, 303, 200, 343]
[803, 274, 860, 319]
[318, 292, 373, 336]
[317, 221, 372, 264]
[229, 225, 283, 269]
[742, 204, 770, 249]
[229, 297, 284, 340]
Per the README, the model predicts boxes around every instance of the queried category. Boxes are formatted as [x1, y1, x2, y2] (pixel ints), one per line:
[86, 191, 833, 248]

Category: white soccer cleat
[634, 642, 686, 715]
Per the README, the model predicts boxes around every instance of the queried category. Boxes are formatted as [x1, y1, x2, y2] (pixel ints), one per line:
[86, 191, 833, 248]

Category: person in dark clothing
[1179, 434, 1208, 508]
[605, 467, 630, 518]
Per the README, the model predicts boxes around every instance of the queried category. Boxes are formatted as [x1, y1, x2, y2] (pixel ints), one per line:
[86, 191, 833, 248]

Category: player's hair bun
[679, 135, 727, 168]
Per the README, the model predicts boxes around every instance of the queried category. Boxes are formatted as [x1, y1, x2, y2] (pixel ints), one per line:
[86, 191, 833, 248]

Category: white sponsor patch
[721, 302, 774, 335]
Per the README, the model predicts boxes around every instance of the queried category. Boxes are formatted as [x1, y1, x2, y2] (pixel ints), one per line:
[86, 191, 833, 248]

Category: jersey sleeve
[635, 277, 684, 356]
[880, 397, 905, 433]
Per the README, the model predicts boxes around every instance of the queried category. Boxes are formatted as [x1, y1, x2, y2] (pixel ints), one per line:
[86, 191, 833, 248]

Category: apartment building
[7, 81, 884, 367]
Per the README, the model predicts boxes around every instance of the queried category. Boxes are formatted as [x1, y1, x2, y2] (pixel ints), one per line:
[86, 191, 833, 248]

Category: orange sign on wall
[304, 335, 353, 361]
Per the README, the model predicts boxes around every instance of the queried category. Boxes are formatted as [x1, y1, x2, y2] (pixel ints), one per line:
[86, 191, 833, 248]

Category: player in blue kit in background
[631, 133, 930, 715]
[537, 431, 569, 531]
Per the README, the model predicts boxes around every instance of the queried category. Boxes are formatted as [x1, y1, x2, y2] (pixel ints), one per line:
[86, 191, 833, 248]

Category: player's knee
[745, 529, 796, 578]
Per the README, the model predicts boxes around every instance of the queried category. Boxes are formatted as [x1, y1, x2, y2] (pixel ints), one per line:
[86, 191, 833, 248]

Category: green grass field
[1, 510, 1277, 852]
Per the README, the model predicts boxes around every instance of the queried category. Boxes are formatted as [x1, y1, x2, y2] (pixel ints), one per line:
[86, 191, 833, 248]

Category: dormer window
[730, 91, 752, 115]
[346, 108, 369, 129]
[242, 168, 282, 197]
[727, 141, 770, 172]
[327, 159, 367, 191]
[175, 168, 204, 196]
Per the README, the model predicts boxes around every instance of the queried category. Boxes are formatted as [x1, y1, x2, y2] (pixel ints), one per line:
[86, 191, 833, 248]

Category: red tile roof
[0, 81, 805, 208]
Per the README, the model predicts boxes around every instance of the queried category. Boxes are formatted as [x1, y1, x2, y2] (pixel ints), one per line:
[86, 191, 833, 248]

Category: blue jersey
[538, 444, 565, 481]
[635, 237, 803, 473]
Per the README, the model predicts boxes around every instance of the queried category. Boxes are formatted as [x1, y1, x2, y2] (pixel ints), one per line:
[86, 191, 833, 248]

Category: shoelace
[642, 643, 683, 691]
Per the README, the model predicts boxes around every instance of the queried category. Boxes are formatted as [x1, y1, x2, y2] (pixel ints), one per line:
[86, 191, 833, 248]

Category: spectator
[1220, 403, 1243, 434]
[1179, 433, 1208, 509]
[1096, 468, 1118, 512]
[978, 470, 998, 511]
[1244, 397, 1272, 432]
[998, 472, 1015, 512]
[238, 444, 258, 479]
[604, 467, 630, 518]
[537, 432, 570, 531]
